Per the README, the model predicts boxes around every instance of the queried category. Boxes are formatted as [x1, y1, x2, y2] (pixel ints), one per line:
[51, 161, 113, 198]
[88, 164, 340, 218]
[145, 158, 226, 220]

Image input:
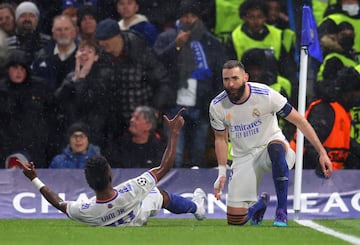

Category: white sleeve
[209, 102, 226, 131]
[269, 86, 288, 113]
[114, 171, 157, 197]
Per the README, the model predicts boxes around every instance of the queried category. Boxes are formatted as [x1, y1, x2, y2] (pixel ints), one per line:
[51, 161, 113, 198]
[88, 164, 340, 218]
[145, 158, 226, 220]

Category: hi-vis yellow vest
[317, 52, 358, 81]
[350, 106, 360, 144]
[271, 75, 292, 99]
[312, 0, 336, 25]
[231, 24, 283, 60]
[320, 13, 360, 53]
[213, 0, 243, 43]
[350, 65, 360, 143]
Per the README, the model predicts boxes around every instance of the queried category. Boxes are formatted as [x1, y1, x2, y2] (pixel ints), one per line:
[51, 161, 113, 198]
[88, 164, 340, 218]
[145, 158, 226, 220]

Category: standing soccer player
[22, 108, 207, 226]
[209, 60, 332, 227]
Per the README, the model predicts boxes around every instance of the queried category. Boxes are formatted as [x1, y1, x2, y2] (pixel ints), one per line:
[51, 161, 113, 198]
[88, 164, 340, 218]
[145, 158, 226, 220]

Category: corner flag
[301, 5, 323, 62]
[294, 4, 324, 219]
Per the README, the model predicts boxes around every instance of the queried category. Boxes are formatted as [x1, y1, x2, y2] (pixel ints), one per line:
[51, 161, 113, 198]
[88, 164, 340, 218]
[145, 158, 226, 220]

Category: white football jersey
[209, 82, 288, 158]
[66, 171, 157, 226]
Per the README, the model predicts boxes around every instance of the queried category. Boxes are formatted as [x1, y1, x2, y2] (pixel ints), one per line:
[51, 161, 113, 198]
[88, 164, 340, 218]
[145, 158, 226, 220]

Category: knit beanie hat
[77, 5, 98, 27]
[15, 1, 40, 20]
[5, 151, 32, 169]
[67, 122, 90, 139]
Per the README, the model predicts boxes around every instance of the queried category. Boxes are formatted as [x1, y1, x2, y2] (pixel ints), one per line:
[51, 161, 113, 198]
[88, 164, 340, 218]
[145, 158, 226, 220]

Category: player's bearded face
[225, 83, 246, 103]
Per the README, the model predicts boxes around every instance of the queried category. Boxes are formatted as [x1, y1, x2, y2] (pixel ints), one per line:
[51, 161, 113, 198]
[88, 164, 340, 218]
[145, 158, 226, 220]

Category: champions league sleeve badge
[136, 177, 147, 186]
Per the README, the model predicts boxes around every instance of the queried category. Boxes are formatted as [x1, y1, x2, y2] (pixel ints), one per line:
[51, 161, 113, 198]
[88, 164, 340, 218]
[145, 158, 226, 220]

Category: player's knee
[268, 142, 286, 162]
[159, 189, 170, 208]
[227, 212, 248, 226]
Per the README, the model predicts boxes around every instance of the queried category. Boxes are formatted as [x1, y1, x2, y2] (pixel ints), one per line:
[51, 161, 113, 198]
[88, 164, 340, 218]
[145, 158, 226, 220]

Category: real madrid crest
[253, 108, 260, 118]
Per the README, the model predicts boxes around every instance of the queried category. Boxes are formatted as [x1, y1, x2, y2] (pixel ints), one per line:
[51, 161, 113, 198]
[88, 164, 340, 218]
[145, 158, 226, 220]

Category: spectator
[0, 49, 53, 168]
[77, 5, 98, 41]
[265, 0, 291, 30]
[0, 28, 7, 75]
[49, 122, 101, 169]
[318, 0, 360, 56]
[106, 105, 166, 168]
[204, 0, 244, 43]
[264, 0, 297, 52]
[291, 66, 360, 171]
[95, 18, 173, 142]
[312, 0, 337, 25]
[348, 65, 360, 168]
[116, 0, 159, 47]
[153, 0, 226, 167]
[31, 14, 78, 162]
[0, 3, 16, 36]
[32, 14, 77, 92]
[225, 0, 297, 93]
[316, 21, 358, 86]
[6, 1, 51, 61]
[136, 0, 181, 31]
[55, 39, 112, 153]
[62, 6, 79, 35]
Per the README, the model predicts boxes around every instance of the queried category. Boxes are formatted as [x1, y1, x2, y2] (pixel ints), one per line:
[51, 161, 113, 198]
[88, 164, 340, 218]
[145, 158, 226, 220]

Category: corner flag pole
[293, 5, 323, 220]
[293, 45, 307, 220]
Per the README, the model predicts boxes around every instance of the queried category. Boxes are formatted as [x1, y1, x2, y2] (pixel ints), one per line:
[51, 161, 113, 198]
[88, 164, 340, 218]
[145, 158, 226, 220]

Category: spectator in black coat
[105, 106, 166, 168]
[95, 18, 174, 142]
[0, 49, 54, 168]
[55, 39, 113, 153]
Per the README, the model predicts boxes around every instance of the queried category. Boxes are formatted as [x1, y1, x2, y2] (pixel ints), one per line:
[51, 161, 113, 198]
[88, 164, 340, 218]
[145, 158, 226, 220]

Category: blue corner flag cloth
[301, 5, 323, 63]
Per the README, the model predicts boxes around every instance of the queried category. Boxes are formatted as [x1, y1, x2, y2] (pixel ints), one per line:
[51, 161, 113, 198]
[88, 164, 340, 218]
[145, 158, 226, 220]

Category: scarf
[177, 20, 212, 88]
[190, 40, 212, 80]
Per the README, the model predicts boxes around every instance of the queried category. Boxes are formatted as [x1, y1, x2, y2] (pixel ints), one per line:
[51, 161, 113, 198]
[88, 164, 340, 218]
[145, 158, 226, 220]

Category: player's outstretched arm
[149, 108, 185, 182]
[22, 162, 68, 214]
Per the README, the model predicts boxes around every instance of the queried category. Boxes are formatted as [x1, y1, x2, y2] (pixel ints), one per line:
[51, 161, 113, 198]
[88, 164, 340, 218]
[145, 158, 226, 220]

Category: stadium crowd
[0, 0, 359, 169]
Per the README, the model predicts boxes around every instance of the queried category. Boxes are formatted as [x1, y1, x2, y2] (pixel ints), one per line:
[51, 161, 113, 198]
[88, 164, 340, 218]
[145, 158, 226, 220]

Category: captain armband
[277, 102, 293, 118]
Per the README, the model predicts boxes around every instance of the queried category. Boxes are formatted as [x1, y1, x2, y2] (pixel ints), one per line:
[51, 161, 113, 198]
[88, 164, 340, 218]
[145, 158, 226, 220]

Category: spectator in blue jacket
[116, 0, 159, 47]
[49, 122, 101, 169]
[153, 0, 225, 168]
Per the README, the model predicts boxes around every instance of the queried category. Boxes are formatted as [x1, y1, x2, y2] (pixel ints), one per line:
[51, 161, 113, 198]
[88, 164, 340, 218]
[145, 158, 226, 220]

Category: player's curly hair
[85, 156, 111, 191]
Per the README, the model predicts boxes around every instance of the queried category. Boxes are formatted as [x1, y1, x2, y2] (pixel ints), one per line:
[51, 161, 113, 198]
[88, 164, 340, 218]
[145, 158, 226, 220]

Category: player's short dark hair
[223, 60, 245, 71]
[85, 156, 111, 191]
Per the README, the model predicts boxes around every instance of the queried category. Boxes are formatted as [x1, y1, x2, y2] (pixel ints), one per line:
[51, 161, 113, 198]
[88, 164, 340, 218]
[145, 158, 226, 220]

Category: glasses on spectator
[71, 133, 87, 140]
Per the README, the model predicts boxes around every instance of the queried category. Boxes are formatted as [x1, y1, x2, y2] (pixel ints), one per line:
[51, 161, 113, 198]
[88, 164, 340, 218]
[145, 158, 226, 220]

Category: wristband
[218, 164, 227, 177]
[32, 177, 45, 190]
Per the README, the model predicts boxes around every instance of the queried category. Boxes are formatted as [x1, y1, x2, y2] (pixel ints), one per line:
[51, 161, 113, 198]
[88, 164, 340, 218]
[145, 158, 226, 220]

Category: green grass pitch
[1, 218, 359, 245]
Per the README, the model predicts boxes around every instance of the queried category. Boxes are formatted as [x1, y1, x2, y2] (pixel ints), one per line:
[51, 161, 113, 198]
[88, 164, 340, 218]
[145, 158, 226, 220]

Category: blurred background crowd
[0, 0, 359, 170]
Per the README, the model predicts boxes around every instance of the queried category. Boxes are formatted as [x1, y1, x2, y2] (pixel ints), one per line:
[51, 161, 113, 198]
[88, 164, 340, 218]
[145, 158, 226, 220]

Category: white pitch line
[295, 220, 360, 245]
